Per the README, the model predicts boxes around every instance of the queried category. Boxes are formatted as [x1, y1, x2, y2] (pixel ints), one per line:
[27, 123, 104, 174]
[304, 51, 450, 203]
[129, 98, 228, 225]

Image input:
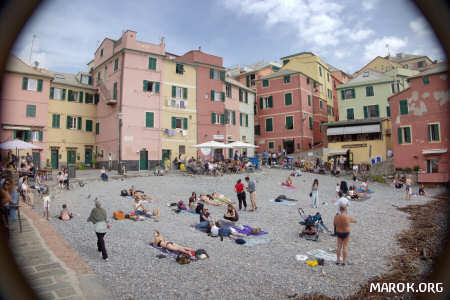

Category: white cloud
[364, 36, 408, 59]
[361, 0, 379, 11]
[409, 17, 432, 36]
[350, 29, 375, 41]
[335, 50, 349, 59]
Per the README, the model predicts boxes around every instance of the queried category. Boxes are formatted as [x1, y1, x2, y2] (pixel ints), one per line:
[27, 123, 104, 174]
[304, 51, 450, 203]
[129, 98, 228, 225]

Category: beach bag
[113, 210, 125, 220]
[235, 238, 246, 245]
[177, 200, 187, 210]
[195, 249, 209, 260]
[195, 203, 204, 214]
[120, 190, 128, 196]
[250, 227, 261, 234]
[176, 253, 191, 264]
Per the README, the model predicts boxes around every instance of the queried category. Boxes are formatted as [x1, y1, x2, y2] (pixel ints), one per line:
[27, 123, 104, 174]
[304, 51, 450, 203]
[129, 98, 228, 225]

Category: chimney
[160, 36, 165, 48]
[198, 46, 202, 52]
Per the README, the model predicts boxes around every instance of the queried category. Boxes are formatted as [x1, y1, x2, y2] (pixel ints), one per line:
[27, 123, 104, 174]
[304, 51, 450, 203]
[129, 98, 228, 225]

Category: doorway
[139, 149, 148, 170]
[51, 149, 59, 169]
[32, 151, 40, 169]
[85, 148, 92, 167]
[283, 139, 295, 154]
[67, 150, 76, 165]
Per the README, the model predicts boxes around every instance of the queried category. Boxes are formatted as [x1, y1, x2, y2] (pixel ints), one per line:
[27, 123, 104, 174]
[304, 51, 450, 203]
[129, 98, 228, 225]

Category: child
[418, 184, 426, 196]
[57, 172, 64, 188]
[59, 204, 73, 221]
[336, 183, 340, 198]
[42, 188, 51, 221]
[100, 167, 108, 181]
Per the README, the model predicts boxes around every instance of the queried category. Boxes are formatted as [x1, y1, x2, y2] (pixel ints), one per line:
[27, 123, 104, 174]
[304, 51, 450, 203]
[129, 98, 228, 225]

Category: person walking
[311, 179, 319, 208]
[234, 179, 247, 211]
[87, 200, 110, 261]
[333, 205, 357, 265]
[245, 177, 257, 211]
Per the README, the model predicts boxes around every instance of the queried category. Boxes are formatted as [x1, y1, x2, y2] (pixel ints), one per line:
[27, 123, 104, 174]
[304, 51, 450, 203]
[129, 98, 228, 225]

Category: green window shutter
[400, 100, 408, 115]
[286, 116, 293, 129]
[22, 77, 28, 90]
[113, 83, 117, 99]
[245, 91, 248, 102]
[212, 113, 216, 124]
[96, 122, 100, 134]
[67, 116, 72, 129]
[13, 130, 16, 139]
[351, 89, 355, 98]
[52, 114, 56, 128]
[79, 91, 84, 103]
[263, 80, 269, 87]
[37, 79, 43, 92]
[434, 125, 440, 141]
[86, 120, 92, 132]
[155, 82, 160, 93]
[38, 130, 43, 141]
[183, 88, 187, 99]
[88, 76, 92, 85]
[397, 127, 403, 144]
[308, 95, 311, 106]
[26, 105, 36, 117]
[57, 115, 60, 128]
[240, 113, 243, 126]
[340, 90, 344, 100]
[363, 106, 368, 119]
[143, 80, 148, 91]
[221, 92, 225, 102]
[114, 58, 118, 71]
[309, 117, 313, 130]
[285, 93, 292, 105]
[259, 97, 263, 109]
[210, 69, 214, 79]
[148, 57, 156, 70]
[50, 87, 54, 99]
[94, 93, 99, 104]
[427, 125, 432, 141]
[404, 127, 411, 143]
[246, 75, 250, 87]
[172, 86, 176, 97]
[146, 112, 154, 128]
[375, 105, 379, 117]
[183, 118, 188, 130]
[77, 117, 82, 130]
[387, 106, 391, 117]
[211, 90, 215, 101]
[171, 117, 176, 129]
[245, 114, 248, 127]
[265, 118, 273, 132]
[268, 96, 273, 108]
[24, 131, 31, 142]
[220, 71, 225, 81]
[68, 90, 73, 101]
[347, 109, 354, 120]
[232, 111, 236, 125]
[61, 89, 66, 100]
[220, 114, 225, 125]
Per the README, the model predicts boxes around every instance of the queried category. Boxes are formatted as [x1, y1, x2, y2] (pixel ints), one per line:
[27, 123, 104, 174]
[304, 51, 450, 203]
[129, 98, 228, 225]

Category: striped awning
[327, 124, 380, 136]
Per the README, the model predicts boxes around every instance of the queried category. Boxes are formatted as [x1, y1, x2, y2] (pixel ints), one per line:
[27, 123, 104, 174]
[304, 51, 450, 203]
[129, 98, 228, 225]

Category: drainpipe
[118, 51, 125, 173]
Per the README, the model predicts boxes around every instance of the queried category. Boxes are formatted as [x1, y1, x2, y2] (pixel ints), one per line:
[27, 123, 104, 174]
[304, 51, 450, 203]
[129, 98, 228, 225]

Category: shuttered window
[176, 63, 184, 74]
[148, 57, 157, 70]
[95, 122, 100, 134]
[262, 80, 269, 87]
[113, 82, 118, 100]
[85, 120, 93, 132]
[309, 117, 313, 130]
[346, 108, 354, 120]
[143, 80, 160, 93]
[366, 86, 374, 96]
[265, 118, 273, 132]
[422, 76, 430, 85]
[114, 58, 119, 71]
[245, 114, 248, 127]
[427, 124, 440, 142]
[26, 105, 36, 117]
[283, 75, 290, 84]
[268, 141, 274, 149]
[52, 114, 60, 128]
[307, 95, 311, 106]
[386, 106, 391, 117]
[145, 112, 154, 128]
[285, 116, 293, 130]
[284, 93, 292, 106]
[398, 126, 412, 144]
[399, 100, 408, 115]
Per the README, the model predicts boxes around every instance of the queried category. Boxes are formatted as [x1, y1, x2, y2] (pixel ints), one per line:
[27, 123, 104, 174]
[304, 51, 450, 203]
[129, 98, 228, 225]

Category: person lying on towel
[129, 185, 152, 202]
[210, 222, 244, 241]
[211, 192, 234, 205]
[199, 194, 222, 206]
[152, 231, 195, 256]
[283, 176, 293, 186]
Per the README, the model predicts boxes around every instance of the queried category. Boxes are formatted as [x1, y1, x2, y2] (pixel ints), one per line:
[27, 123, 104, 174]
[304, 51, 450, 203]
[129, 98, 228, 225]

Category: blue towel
[180, 210, 200, 215]
[357, 188, 375, 193]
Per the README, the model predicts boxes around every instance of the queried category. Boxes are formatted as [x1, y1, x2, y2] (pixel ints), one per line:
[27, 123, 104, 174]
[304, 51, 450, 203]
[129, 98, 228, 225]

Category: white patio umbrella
[228, 141, 258, 149]
[193, 141, 232, 149]
[0, 139, 42, 170]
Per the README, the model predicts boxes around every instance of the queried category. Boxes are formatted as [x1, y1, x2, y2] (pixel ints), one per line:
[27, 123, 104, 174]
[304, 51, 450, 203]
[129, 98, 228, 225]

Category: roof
[409, 63, 448, 79]
[337, 70, 394, 89]
[322, 118, 388, 128]
[280, 52, 315, 60]
[257, 69, 299, 80]
[224, 77, 256, 93]
[5, 55, 53, 78]
[46, 70, 97, 90]
[228, 60, 281, 77]
[387, 53, 431, 63]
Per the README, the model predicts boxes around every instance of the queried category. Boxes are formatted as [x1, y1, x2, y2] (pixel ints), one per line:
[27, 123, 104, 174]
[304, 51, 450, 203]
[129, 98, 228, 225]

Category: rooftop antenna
[198, 46, 202, 51]
[29, 34, 37, 64]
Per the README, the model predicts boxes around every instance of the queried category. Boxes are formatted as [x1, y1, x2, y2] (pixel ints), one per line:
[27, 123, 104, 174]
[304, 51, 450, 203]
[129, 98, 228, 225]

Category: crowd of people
[175, 154, 256, 176]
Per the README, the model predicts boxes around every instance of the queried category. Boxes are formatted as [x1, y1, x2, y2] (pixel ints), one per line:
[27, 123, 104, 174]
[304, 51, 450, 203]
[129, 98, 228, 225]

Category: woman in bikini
[152, 231, 194, 256]
[199, 194, 222, 206]
[211, 192, 233, 205]
[283, 176, 293, 186]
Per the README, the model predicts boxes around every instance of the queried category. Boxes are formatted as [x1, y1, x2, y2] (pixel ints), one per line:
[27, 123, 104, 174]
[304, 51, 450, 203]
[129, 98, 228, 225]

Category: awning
[422, 149, 447, 155]
[327, 149, 349, 156]
[2, 125, 31, 131]
[327, 124, 381, 136]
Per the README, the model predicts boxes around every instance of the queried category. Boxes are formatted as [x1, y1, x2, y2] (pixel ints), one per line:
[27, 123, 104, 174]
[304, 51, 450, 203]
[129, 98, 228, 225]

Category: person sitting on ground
[284, 176, 293, 186]
[133, 197, 159, 219]
[152, 231, 195, 256]
[419, 184, 426, 196]
[59, 204, 73, 221]
[348, 186, 359, 200]
[100, 167, 108, 181]
[189, 192, 197, 211]
[223, 204, 239, 222]
[290, 168, 301, 177]
[199, 194, 222, 206]
[199, 207, 214, 229]
[360, 180, 369, 192]
[245, 160, 255, 172]
[211, 192, 234, 205]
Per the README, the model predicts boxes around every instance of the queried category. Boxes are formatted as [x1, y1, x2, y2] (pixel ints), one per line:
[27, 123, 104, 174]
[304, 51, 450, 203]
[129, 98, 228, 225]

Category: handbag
[309, 192, 312, 197]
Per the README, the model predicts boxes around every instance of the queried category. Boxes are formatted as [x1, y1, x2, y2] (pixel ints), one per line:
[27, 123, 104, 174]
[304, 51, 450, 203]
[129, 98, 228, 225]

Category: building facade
[389, 65, 449, 183]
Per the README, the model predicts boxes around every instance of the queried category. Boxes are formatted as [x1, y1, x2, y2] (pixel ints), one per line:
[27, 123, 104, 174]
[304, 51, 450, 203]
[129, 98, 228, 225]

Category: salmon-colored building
[389, 64, 449, 184]
[327, 64, 352, 122]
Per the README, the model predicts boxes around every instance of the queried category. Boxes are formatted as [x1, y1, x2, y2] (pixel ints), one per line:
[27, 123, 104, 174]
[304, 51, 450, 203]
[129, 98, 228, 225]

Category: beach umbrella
[193, 141, 232, 149]
[228, 141, 258, 149]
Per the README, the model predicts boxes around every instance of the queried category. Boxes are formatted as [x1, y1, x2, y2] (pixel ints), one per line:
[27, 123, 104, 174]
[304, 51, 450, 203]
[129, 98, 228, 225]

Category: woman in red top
[235, 179, 247, 210]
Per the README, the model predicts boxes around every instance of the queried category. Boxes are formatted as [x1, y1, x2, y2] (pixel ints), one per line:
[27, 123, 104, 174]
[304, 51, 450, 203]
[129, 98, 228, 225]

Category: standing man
[332, 191, 349, 236]
[26, 152, 33, 164]
[108, 153, 112, 171]
[245, 177, 257, 211]
[333, 206, 357, 265]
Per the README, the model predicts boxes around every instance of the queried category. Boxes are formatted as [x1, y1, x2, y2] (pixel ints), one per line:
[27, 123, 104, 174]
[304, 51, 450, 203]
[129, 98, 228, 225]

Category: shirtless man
[333, 206, 357, 265]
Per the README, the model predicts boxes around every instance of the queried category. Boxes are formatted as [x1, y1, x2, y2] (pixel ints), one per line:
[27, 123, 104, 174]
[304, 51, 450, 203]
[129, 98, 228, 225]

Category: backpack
[120, 190, 128, 196]
[195, 249, 209, 260]
[176, 253, 191, 264]
[113, 210, 125, 220]
[177, 200, 187, 210]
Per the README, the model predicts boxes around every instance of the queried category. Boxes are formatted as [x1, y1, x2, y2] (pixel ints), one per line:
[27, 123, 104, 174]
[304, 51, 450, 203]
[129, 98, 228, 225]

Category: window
[68, 90, 82, 102]
[176, 63, 185, 74]
[85, 93, 94, 104]
[259, 96, 273, 109]
[403, 64, 409, 69]
[26, 105, 36, 117]
[67, 116, 81, 130]
[210, 69, 225, 80]
[145, 112, 154, 128]
[265, 118, 273, 132]
[283, 75, 290, 84]
[179, 145, 186, 155]
[422, 76, 430, 85]
[245, 114, 248, 127]
[255, 125, 260, 136]
[172, 86, 188, 99]
[341, 89, 355, 100]
[245, 74, 256, 87]
[327, 89, 332, 99]
[22, 77, 42, 92]
[284, 93, 292, 106]
[282, 59, 289, 66]
[240, 113, 243, 126]
[148, 57, 157, 70]
[211, 113, 224, 125]
[97, 72, 101, 81]
[306, 77, 310, 85]
[426, 159, 439, 173]
[307, 95, 311, 106]
[143, 80, 160, 93]
[309, 117, 313, 130]
[52, 114, 60, 128]
[50, 87, 66, 100]
[113, 58, 119, 71]
[113, 82, 118, 100]
[226, 84, 232, 98]
[85, 120, 93, 132]
[268, 141, 275, 149]
[171, 117, 188, 129]
[31, 130, 42, 142]
[417, 61, 424, 68]
[319, 66, 322, 77]
[285, 116, 294, 130]
[224, 110, 236, 125]
[245, 91, 248, 103]
[210, 90, 224, 102]
[327, 72, 330, 82]
[320, 100, 323, 110]
[363, 105, 379, 118]
[94, 94, 99, 104]
[366, 86, 374, 96]
[100, 49, 103, 56]
[239, 89, 243, 102]
[95, 122, 99, 134]
[391, 83, 396, 93]
[262, 80, 269, 87]
[397, 126, 412, 144]
[399, 100, 408, 115]
[81, 74, 90, 85]
[427, 123, 440, 142]
[386, 106, 391, 117]
[346, 108, 354, 120]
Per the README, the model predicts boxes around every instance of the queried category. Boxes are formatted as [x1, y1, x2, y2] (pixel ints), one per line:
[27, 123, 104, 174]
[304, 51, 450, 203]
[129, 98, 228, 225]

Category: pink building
[389, 64, 449, 184]
[255, 69, 316, 154]
[88, 30, 164, 170]
[328, 66, 352, 123]
[0, 55, 52, 167]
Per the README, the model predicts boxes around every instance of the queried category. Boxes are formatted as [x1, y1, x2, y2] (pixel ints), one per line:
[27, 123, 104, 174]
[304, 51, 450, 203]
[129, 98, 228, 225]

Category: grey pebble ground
[32, 169, 444, 299]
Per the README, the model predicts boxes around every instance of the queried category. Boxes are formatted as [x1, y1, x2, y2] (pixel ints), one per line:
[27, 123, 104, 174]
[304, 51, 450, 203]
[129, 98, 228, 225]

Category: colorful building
[88, 30, 165, 170]
[0, 55, 52, 167]
[327, 63, 352, 122]
[161, 56, 197, 160]
[323, 118, 392, 165]
[389, 64, 449, 183]
[337, 68, 418, 121]
[228, 61, 281, 89]
[46, 70, 97, 169]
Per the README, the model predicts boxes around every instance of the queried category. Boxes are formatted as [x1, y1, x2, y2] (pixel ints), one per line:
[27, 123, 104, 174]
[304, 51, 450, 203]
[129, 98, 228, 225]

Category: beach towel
[306, 249, 337, 262]
[270, 199, 296, 206]
[243, 235, 271, 247]
[357, 188, 375, 193]
[149, 243, 197, 260]
[231, 225, 268, 236]
[281, 183, 297, 189]
[179, 210, 200, 215]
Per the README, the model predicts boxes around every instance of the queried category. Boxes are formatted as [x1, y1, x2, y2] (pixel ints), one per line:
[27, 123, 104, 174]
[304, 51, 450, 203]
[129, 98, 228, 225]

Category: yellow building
[46, 71, 98, 169]
[161, 59, 197, 161]
[280, 52, 335, 121]
[323, 118, 392, 165]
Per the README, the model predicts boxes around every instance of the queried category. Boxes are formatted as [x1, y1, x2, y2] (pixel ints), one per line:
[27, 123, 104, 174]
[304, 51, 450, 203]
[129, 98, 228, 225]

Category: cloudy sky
[12, 0, 446, 74]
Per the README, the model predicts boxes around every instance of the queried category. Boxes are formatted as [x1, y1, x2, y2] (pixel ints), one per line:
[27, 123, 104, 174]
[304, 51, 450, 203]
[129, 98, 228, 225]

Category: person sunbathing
[223, 204, 239, 222]
[284, 176, 293, 186]
[210, 222, 245, 241]
[199, 194, 222, 206]
[152, 231, 194, 256]
[360, 180, 369, 192]
[211, 192, 233, 205]
[129, 186, 152, 202]
[133, 198, 159, 219]
[189, 192, 197, 211]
